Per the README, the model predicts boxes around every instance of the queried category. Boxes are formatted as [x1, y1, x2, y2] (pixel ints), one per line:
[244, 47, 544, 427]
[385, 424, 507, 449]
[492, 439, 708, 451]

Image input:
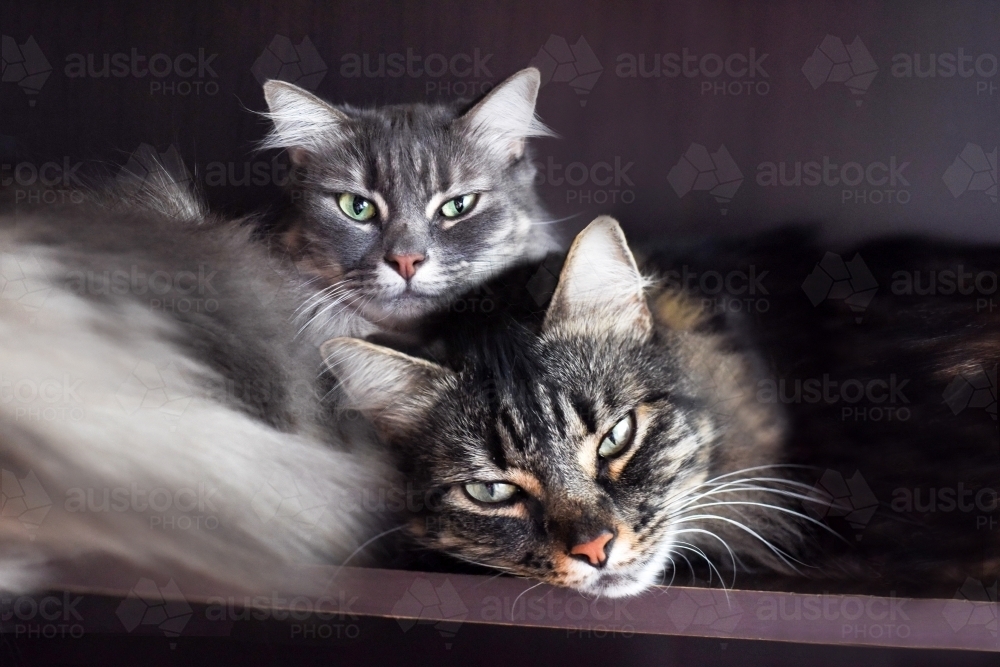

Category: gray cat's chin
[357, 291, 445, 328]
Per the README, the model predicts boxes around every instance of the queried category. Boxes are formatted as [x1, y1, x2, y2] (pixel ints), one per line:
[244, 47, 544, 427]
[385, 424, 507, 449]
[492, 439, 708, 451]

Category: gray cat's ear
[543, 216, 653, 340]
[261, 80, 349, 166]
[321, 338, 455, 436]
[458, 67, 553, 160]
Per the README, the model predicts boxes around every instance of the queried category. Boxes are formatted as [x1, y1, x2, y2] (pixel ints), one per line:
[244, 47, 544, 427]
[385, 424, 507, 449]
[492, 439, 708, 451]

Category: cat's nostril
[385, 253, 426, 281]
[569, 529, 615, 568]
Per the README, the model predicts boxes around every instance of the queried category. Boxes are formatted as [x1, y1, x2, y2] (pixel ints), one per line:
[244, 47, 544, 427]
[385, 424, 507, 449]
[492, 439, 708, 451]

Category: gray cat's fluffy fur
[0, 68, 560, 593]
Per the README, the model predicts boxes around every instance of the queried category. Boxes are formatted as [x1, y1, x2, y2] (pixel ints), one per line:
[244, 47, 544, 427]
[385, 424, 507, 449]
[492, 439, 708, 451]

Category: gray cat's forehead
[316, 103, 497, 200]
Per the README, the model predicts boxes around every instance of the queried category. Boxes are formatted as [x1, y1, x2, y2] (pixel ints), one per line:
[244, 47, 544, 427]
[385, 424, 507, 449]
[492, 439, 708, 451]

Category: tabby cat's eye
[464, 481, 518, 504]
[337, 193, 377, 222]
[440, 193, 478, 218]
[598, 413, 636, 459]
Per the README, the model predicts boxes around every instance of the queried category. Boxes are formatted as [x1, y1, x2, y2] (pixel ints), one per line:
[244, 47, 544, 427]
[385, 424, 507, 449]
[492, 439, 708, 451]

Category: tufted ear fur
[456, 67, 553, 160]
[543, 216, 653, 340]
[321, 338, 455, 437]
[261, 80, 350, 166]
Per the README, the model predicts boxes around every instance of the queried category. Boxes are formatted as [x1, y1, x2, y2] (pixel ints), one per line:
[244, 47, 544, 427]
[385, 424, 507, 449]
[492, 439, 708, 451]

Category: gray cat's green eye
[440, 194, 478, 218]
[464, 481, 518, 504]
[337, 193, 377, 222]
[598, 413, 636, 459]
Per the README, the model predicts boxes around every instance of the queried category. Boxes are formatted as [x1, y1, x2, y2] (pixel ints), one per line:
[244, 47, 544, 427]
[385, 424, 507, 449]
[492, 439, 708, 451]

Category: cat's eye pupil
[337, 193, 377, 222]
[440, 193, 478, 219]
[464, 481, 518, 503]
[598, 413, 636, 459]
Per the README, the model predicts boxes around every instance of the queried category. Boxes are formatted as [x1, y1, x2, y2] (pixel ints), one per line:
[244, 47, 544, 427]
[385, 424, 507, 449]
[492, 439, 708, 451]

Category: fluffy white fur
[0, 247, 389, 593]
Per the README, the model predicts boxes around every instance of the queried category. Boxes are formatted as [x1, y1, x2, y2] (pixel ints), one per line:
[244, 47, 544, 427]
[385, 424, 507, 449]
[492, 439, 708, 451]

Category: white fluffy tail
[0, 246, 391, 593]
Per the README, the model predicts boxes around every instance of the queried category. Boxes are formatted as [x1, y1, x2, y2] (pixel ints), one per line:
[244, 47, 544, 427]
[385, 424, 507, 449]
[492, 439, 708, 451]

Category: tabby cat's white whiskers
[327, 524, 409, 586]
[670, 514, 806, 573]
[672, 541, 731, 590]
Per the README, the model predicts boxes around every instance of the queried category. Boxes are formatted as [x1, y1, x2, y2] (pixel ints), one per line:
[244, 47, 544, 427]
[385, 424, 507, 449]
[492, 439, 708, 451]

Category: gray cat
[0, 68, 557, 592]
[260, 67, 558, 338]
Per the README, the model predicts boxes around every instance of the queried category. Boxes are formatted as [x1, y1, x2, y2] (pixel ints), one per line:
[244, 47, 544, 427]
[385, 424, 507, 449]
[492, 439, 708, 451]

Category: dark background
[2, 0, 998, 246]
[2, 3, 998, 662]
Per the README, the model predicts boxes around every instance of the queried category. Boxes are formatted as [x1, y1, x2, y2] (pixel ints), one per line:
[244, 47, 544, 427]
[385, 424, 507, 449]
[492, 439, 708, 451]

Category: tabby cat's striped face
[325, 218, 722, 597]
[400, 332, 717, 597]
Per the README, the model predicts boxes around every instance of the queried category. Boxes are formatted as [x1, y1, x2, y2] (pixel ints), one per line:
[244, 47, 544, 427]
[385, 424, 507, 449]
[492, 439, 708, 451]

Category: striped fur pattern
[326, 218, 794, 597]
[262, 68, 559, 334]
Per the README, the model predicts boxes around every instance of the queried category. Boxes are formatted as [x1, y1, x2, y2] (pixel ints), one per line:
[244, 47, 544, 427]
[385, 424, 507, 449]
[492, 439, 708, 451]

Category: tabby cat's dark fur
[328, 218, 999, 598]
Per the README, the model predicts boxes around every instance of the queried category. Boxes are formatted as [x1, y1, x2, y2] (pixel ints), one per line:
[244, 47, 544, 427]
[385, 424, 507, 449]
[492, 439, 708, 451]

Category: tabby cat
[326, 217, 999, 598]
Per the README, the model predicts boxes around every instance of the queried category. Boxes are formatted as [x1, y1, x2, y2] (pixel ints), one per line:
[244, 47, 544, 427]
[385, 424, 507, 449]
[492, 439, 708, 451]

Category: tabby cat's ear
[321, 338, 455, 437]
[543, 216, 653, 340]
[457, 67, 553, 160]
[261, 80, 350, 166]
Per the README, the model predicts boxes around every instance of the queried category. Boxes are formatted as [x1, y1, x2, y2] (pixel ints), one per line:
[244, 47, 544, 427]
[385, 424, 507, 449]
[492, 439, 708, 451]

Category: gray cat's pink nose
[385, 253, 425, 280]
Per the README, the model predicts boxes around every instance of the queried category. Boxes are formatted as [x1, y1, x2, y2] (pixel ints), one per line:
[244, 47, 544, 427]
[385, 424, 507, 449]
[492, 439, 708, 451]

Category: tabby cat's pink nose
[385, 253, 425, 280]
[569, 530, 615, 567]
